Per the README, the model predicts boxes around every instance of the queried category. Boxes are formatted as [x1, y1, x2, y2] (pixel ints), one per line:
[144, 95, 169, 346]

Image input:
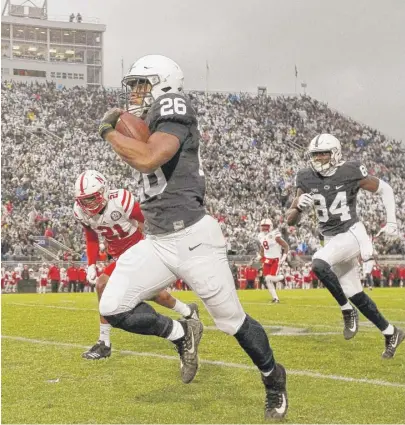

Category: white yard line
[2, 335, 404, 389]
[244, 302, 405, 312]
[9, 302, 405, 333]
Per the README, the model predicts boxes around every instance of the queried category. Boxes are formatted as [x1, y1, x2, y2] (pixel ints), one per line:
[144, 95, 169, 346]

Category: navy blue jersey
[295, 161, 368, 236]
[136, 93, 206, 234]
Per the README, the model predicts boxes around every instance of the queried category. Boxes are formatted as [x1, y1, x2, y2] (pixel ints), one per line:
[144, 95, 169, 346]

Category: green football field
[2, 288, 405, 424]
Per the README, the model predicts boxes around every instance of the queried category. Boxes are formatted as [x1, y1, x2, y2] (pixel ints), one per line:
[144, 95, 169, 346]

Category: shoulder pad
[146, 93, 197, 132]
[115, 188, 135, 215]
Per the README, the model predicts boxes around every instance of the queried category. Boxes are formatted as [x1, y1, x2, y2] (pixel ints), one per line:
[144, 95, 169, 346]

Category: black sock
[234, 314, 275, 373]
[104, 302, 174, 338]
[312, 259, 348, 306]
[350, 291, 389, 331]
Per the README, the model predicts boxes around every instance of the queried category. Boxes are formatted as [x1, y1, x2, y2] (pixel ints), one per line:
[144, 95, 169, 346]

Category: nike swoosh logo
[349, 323, 357, 332]
[336, 185, 344, 190]
[189, 243, 202, 251]
[391, 333, 399, 348]
[275, 393, 287, 414]
[188, 331, 195, 354]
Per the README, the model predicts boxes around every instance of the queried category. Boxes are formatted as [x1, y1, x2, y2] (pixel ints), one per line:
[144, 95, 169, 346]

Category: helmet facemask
[121, 76, 160, 117]
[307, 148, 342, 176]
[76, 188, 107, 216]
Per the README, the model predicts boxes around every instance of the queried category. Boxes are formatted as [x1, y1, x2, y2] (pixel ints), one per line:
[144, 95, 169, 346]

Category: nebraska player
[302, 263, 312, 290]
[258, 219, 289, 303]
[38, 263, 49, 294]
[74, 170, 199, 360]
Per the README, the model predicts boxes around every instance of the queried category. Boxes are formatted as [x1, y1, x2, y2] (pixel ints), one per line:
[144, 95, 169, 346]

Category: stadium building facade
[1, 1, 106, 88]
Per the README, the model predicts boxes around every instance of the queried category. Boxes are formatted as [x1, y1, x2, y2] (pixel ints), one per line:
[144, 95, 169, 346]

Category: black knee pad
[103, 302, 173, 338]
[312, 258, 331, 278]
[234, 314, 275, 373]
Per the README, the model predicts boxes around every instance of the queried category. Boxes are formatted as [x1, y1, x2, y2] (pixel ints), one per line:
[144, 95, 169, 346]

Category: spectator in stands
[44, 226, 54, 238]
[69, 13, 75, 22]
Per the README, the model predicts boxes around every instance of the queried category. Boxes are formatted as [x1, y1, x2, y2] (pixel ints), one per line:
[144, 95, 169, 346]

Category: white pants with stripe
[312, 222, 368, 298]
[99, 215, 246, 335]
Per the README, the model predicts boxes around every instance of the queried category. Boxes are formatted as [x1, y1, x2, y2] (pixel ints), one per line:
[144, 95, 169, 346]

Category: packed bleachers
[1, 81, 404, 263]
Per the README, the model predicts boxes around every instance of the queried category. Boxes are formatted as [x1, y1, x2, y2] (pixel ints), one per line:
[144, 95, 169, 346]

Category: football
[115, 112, 150, 142]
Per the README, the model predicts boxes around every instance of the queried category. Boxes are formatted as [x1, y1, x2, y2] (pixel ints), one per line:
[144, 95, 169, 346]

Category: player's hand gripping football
[86, 264, 97, 284]
[98, 108, 124, 139]
[297, 193, 314, 211]
[376, 222, 398, 238]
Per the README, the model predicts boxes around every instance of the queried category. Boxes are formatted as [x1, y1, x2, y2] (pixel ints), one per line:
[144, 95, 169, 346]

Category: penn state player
[73, 170, 199, 360]
[97, 55, 288, 419]
[287, 134, 404, 358]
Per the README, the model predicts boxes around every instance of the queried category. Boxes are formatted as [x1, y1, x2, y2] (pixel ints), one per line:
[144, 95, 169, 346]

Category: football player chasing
[258, 219, 289, 303]
[97, 55, 288, 420]
[73, 170, 199, 360]
[287, 133, 404, 358]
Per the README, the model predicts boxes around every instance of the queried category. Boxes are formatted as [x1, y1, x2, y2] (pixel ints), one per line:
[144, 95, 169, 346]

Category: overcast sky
[5, 0, 405, 141]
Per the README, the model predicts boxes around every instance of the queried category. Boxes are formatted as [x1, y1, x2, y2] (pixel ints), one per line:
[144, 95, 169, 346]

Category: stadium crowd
[1, 80, 404, 263]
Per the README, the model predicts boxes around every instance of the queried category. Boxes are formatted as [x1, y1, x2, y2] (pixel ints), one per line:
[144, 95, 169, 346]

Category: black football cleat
[342, 308, 359, 340]
[262, 363, 288, 420]
[382, 327, 405, 359]
[174, 318, 203, 384]
[82, 341, 112, 360]
[271, 299, 280, 304]
[185, 302, 200, 320]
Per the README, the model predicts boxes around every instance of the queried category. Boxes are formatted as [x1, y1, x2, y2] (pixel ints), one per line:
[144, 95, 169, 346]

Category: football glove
[297, 193, 314, 211]
[86, 264, 97, 284]
[376, 222, 398, 238]
[98, 108, 123, 140]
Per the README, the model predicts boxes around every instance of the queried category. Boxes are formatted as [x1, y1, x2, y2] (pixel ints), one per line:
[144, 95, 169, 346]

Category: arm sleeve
[129, 202, 144, 222]
[84, 226, 99, 265]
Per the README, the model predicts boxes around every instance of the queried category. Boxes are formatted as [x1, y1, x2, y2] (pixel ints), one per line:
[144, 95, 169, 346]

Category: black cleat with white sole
[174, 318, 203, 384]
[262, 363, 288, 420]
[382, 327, 405, 359]
[82, 341, 111, 360]
[342, 308, 359, 340]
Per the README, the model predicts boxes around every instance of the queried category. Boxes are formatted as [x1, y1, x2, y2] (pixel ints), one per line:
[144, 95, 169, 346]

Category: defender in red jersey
[74, 170, 199, 360]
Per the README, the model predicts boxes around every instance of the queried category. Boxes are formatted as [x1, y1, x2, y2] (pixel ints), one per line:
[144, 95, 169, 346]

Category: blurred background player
[74, 170, 199, 360]
[287, 133, 404, 358]
[258, 218, 289, 303]
[38, 262, 48, 294]
[302, 263, 312, 290]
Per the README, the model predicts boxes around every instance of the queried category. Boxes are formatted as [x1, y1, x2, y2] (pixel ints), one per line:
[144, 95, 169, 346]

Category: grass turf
[2, 288, 405, 424]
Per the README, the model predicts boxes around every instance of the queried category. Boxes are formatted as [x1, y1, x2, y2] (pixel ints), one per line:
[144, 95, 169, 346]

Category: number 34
[160, 97, 186, 116]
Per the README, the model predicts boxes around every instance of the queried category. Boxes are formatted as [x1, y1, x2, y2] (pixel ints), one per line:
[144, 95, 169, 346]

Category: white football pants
[99, 215, 246, 335]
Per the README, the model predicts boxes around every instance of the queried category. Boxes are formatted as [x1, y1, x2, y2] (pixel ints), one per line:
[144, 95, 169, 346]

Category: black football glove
[98, 108, 122, 140]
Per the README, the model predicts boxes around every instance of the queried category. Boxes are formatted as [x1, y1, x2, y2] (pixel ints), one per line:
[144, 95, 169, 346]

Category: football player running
[287, 133, 404, 358]
[258, 219, 289, 303]
[74, 170, 199, 360]
[97, 55, 288, 420]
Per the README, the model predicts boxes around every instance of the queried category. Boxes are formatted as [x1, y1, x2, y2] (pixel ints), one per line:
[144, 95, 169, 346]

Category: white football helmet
[121, 54, 184, 116]
[307, 134, 343, 175]
[75, 170, 109, 216]
[260, 219, 273, 233]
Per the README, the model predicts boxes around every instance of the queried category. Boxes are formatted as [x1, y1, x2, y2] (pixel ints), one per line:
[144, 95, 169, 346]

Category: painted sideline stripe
[9, 302, 405, 332]
[2, 335, 405, 389]
[244, 302, 405, 312]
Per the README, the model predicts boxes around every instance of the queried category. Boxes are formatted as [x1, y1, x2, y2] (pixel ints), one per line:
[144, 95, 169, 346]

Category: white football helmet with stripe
[307, 133, 343, 176]
[260, 218, 273, 233]
[74, 170, 109, 216]
[122, 54, 184, 116]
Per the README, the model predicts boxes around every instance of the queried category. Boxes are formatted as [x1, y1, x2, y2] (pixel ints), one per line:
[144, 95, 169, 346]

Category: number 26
[160, 98, 186, 116]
